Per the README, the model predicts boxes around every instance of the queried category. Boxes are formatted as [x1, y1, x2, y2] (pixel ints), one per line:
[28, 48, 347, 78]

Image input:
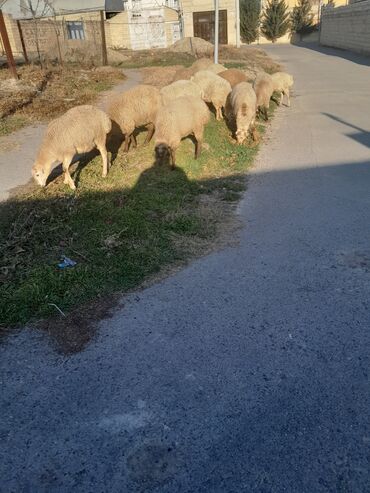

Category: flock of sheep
[31, 57, 294, 190]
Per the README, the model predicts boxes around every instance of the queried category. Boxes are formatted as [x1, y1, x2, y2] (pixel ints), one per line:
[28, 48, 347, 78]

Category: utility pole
[235, 0, 240, 48]
[0, 9, 18, 79]
[214, 0, 219, 64]
[100, 10, 108, 66]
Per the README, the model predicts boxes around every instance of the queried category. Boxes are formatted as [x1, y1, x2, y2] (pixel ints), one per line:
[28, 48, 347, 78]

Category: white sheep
[204, 63, 226, 74]
[108, 84, 162, 152]
[271, 71, 294, 107]
[191, 70, 232, 121]
[154, 95, 210, 168]
[32, 105, 111, 190]
[253, 72, 274, 121]
[226, 82, 258, 144]
[191, 58, 213, 71]
[160, 80, 203, 105]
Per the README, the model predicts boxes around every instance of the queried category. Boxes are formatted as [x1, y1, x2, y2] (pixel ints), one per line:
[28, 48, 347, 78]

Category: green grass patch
[117, 51, 196, 69]
[0, 108, 275, 328]
[0, 115, 28, 137]
[223, 62, 248, 69]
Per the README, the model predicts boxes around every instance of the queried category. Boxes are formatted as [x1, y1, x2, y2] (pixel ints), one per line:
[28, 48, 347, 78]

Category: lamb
[218, 68, 248, 88]
[191, 70, 232, 120]
[191, 58, 213, 71]
[108, 84, 162, 152]
[226, 82, 258, 144]
[160, 80, 203, 105]
[253, 72, 274, 121]
[154, 95, 210, 168]
[32, 105, 111, 190]
[172, 66, 196, 82]
[199, 63, 226, 75]
[271, 71, 294, 107]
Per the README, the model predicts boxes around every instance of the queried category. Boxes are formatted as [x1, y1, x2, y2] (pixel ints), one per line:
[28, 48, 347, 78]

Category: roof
[1, 0, 126, 18]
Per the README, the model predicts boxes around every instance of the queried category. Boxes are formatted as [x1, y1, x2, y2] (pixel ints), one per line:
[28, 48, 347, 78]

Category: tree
[21, 0, 53, 65]
[290, 0, 314, 37]
[240, 0, 261, 44]
[260, 0, 290, 43]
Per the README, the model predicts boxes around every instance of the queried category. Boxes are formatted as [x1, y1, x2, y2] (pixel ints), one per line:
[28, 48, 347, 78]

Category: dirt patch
[0, 64, 125, 135]
[140, 65, 183, 87]
[219, 45, 282, 74]
[35, 294, 120, 354]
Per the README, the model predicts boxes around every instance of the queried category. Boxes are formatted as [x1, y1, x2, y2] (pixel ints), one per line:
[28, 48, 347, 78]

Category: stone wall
[320, 1, 370, 56]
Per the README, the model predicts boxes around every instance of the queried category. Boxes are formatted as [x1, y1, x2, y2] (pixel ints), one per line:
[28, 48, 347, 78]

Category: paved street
[1, 44, 370, 492]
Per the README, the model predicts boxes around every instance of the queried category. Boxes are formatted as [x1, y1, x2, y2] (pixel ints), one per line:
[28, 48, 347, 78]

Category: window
[66, 21, 85, 40]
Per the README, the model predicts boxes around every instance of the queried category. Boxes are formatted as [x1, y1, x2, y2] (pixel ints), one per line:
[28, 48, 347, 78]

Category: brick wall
[320, 1, 370, 56]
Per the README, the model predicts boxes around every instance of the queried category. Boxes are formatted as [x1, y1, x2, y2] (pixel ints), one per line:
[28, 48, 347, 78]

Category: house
[1, 0, 241, 58]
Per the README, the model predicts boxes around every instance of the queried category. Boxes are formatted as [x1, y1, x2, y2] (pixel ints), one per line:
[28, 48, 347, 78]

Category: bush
[261, 0, 290, 43]
[240, 0, 261, 44]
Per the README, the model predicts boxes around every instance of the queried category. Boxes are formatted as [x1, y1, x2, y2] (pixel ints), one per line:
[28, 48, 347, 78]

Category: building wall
[181, 0, 237, 45]
[106, 6, 180, 49]
[320, 0, 370, 55]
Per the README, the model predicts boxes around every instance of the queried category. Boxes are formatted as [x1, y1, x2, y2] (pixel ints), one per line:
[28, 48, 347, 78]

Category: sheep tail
[241, 103, 248, 117]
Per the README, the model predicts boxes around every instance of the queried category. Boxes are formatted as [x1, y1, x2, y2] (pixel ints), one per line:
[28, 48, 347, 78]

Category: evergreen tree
[240, 0, 261, 44]
[260, 0, 290, 43]
[291, 0, 314, 37]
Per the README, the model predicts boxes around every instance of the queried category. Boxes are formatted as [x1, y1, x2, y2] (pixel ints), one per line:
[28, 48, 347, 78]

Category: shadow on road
[322, 112, 370, 150]
[291, 41, 370, 67]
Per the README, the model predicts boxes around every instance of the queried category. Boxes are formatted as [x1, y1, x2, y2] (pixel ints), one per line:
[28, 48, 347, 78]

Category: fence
[320, 0, 370, 56]
[0, 8, 182, 66]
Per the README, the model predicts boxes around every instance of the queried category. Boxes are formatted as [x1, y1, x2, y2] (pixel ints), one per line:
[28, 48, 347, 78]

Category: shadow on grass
[0, 158, 248, 353]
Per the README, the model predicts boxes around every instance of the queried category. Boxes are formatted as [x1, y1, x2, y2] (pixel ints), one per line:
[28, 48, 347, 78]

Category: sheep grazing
[154, 95, 210, 168]
[191, 58, 213, 71]
[160, 80, 203, 105]
[172, 66, 196, 82]
[191, 70, 232, 121]
[32, 105, 111, 190]
[253, 73, 274, 121]
[219, 68, 248, 88]
[271, 71, 294, 107]
[204, 63, 226, 74]
[108, 84, 162, 152]
[226, 82, 258, 144]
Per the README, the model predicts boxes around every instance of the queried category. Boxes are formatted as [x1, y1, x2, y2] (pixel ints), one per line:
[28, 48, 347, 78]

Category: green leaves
[261, 0, 290, 42]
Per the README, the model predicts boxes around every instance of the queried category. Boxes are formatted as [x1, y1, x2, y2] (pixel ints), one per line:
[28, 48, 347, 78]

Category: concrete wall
[320, 0, 370, 55]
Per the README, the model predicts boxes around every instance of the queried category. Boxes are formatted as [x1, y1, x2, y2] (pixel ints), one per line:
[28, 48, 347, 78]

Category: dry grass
[0, 64, 125, 136]
[138, 45, 281, 88]
[220, 45, 282, 74]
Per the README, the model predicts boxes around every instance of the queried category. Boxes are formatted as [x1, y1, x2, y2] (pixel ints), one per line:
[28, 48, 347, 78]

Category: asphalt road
[1, 44, 370, 492]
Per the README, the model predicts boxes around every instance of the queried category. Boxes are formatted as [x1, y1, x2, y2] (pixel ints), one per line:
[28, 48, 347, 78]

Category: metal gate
[193, 10, 228, 45]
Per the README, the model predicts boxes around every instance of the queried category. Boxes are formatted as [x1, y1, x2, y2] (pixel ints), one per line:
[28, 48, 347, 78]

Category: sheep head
[155, 143, 171, 166]
[32, 160, 51, 187]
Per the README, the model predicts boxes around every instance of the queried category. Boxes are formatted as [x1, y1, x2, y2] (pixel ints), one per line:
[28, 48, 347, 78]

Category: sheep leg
[144, 123, 155, 145]
[123, 134, 131, 153]
[215, 106, 222, 121]
[194, 128, 204, 159]
[97, 143, 109, 177]
[62, 156, 76, 190]
[286, 89, 291, 107]
[170, 148, 176, 169]
[264, 106, 269, 121]
[130, 134, 137, 149]
[279, 92, 284, 106]
[195, 139, 202, 159]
